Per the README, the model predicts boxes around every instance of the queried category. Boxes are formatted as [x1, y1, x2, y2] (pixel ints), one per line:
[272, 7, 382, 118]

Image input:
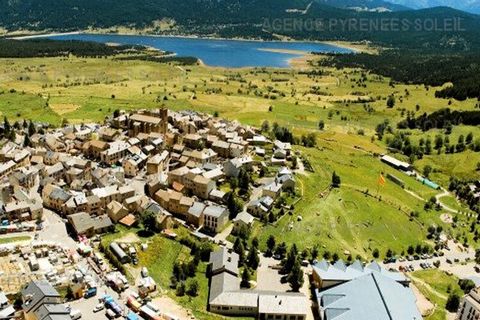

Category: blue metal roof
[317, 272, 422, 320]
[312, 259, 408, 283]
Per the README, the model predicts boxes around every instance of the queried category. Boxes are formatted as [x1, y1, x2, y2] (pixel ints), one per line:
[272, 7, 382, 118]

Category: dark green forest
[320, 51, 480, 100]
[397, 109, 480, 130]
[1, 0, 480, 51]
[0, 39, 143, 57]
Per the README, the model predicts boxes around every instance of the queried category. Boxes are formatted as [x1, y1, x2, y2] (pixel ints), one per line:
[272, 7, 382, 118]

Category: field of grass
[0, 235, 31, 244]
[251, 134, 451, 259]
[411, 269, 462, 320]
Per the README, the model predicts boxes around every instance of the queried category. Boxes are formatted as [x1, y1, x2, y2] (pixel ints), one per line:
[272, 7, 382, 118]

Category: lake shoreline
[8, 31, 360, 68]
[8, 30, 370, 53]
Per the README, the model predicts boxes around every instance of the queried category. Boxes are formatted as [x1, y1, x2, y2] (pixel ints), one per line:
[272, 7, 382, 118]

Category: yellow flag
[378, 174, 386, 186]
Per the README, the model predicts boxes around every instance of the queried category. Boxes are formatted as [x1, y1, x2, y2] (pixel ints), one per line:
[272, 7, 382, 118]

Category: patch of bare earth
[411, 283, 435, 317]
[151, 296, 194, 319]
[49, 103, 81, 115]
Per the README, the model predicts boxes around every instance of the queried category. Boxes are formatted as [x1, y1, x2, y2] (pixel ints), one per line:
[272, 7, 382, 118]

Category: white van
[146, 302, 159, 314]
[70, 309, 82, 320]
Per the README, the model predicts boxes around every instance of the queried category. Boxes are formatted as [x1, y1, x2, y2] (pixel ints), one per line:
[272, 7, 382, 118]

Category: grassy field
[0, 235, 31, 244]
[411, 269, 462, 320]
[251, 135, 449, 259]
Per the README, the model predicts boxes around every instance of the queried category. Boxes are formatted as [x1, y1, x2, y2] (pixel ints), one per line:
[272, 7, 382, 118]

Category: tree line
[320, 51, 480, 101]
[0, 39, 145, 58]
[398, 109, 480, 131]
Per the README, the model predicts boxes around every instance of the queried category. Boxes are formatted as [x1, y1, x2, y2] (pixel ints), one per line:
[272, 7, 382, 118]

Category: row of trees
[0, 39, 140, 58]
[449, 178, 480, 214]
[398, 109, 480, 132]
[320, 51, 480, 101]
[261, 120, 317, 148]
[2, 116, 39, 147]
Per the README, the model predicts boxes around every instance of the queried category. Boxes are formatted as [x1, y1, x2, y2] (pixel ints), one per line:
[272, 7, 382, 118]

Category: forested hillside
[320, 51, 480, 100]
[0, 39, 143, 57]
[1, 0, 480, 51]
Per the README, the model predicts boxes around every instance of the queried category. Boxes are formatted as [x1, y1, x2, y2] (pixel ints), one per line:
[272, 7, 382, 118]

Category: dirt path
[435, 189, 459, 214]
[411, 282, 435, 316]
[152, 296, 195, 319]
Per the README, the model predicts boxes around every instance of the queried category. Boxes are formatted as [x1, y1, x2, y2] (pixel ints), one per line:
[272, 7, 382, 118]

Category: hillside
[388, 0, 480, 14]
[316, 0, 411, 11]
[1, 0, 480, 50]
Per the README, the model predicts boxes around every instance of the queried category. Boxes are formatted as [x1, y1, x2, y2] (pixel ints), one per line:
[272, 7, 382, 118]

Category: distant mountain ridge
[1, 0, 480, 51]
[316, 0, 411, 12]
[387, 0, 480, 14]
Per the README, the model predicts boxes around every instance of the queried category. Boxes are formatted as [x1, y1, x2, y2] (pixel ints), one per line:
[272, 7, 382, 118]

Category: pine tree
[266, 235, 276, 256]
[3, 116, 10, 135]
[186, 279, 199, 297]
[282, 244, 298, 274]
[246, 247, 260, 270]
[28, 121, 36, 136]
[240, 268, 251, 288]
[331, 172, 341, 188]
[233, 238, 246, 265]
[23, 135, 31, 147]
[287, 259, 304, 292]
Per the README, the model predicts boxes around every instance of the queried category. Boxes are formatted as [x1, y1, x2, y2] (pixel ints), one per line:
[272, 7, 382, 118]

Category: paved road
[213, 224, 234, 249]
[0, 210, 76, 249]
[37, 209, 77, 249]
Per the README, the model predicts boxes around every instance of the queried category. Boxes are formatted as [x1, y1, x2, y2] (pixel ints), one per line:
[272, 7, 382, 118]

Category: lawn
[251, 136, 456, 259]
[136, 233, 253, 320]
[0, 235, 31, 244]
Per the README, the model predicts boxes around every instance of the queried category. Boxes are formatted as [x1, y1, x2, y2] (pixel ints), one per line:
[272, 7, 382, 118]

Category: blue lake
[46, 33, 353, 68]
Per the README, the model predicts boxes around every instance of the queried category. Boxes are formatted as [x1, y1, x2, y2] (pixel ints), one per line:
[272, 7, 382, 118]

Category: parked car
[105, 309, 116, 319]
[93, 303, 104, 313]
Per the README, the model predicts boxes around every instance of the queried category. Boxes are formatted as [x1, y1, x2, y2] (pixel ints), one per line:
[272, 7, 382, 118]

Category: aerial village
[0, 107, 477, 320]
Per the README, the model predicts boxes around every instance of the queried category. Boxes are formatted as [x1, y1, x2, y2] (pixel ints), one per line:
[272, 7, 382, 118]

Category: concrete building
[208, 248, 308, 319]
[203, 205, 229, 233]
[457, 287, 480, 320]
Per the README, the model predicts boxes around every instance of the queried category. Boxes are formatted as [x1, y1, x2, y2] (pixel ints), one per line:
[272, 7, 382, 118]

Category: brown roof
[172, 181, 185, 192]
[119, 214, 136, 227]
[180, 196, 194, 207]
[194, 175, 210, 185]
[155, 189, 170, 202]
[170, 190, 183, 201]
[130, 114, 162, 125]
[89, 140, 108, 150]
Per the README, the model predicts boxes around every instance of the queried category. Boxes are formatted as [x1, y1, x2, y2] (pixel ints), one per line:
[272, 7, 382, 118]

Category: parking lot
[69, 286, 126, 320]
[382, 240, 474, 274]
[256, 255, 290, 291]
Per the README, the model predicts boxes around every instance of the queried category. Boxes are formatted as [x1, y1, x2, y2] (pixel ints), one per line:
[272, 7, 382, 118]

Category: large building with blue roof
[313, 260, 421, 320]
[312, 259, 410, 289]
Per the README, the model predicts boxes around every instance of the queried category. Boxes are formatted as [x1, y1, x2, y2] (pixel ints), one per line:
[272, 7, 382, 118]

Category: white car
[93, 303, 104, 313]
